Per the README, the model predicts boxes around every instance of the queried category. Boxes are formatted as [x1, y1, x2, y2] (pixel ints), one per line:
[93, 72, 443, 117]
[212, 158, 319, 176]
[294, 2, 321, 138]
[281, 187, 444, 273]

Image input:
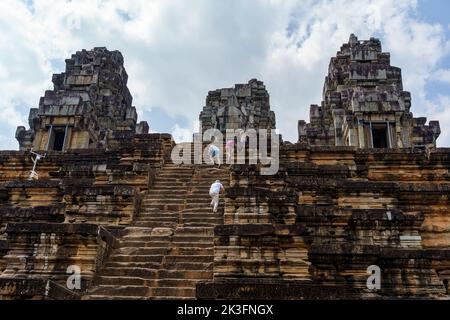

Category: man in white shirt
[209, 179, 224, 213]
[208, 144, 221, 168]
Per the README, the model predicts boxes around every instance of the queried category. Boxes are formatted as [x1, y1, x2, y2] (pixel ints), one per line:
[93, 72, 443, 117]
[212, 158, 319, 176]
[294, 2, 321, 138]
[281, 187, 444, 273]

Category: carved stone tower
[15, 47, 148, 151]
[199, 79, 276, 134]
[298, 34, 440, 148]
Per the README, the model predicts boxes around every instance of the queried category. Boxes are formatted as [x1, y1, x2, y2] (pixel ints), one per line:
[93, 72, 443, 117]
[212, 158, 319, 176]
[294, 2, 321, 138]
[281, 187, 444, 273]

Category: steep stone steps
[84, 156, 229, 300]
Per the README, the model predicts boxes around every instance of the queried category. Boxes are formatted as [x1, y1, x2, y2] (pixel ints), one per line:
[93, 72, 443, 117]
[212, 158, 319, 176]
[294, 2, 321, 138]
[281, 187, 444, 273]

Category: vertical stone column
[356, 115, 365, 148]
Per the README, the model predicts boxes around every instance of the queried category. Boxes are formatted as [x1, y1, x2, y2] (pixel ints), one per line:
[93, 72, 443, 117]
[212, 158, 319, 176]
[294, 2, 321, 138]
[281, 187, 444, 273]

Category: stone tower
[15, 47, 148, 152]
[199, 79, 276, 134]
[298, 34, 440, 148]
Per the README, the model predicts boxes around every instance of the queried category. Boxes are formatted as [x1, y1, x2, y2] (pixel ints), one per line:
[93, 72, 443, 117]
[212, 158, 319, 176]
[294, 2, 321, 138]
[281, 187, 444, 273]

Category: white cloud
[0, 0, 449, 149]
[171, 123, 194, 144]
[431, 69, 450, 85]
[426, 95, 450, 147]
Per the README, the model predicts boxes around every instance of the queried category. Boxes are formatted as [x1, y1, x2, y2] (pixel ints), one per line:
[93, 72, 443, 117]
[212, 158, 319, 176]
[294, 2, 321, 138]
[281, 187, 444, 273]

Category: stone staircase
[84, 151, 229, 299]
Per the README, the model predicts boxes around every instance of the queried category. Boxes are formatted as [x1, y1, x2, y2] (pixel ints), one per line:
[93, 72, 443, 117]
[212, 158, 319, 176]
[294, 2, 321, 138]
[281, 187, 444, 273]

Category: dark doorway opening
[48, 127, 67, 151]
[372, 125, 388, 148]
[52, 131, 65, 151]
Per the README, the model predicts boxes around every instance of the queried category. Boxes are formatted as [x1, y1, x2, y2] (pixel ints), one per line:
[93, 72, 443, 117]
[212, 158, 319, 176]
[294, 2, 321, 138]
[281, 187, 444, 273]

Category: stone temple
[0, 35, 449, 300]
[298, 34, 440, 149]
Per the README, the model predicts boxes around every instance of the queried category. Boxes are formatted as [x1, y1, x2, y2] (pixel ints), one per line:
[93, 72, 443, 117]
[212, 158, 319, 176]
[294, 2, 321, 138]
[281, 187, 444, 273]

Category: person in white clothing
[208, 144, 221, 167]
[209, 179, 224, 213]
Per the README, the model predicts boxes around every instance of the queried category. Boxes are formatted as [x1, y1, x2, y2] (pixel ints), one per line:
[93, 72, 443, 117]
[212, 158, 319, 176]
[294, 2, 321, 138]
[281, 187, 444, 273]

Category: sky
[0, 0, 450, 149]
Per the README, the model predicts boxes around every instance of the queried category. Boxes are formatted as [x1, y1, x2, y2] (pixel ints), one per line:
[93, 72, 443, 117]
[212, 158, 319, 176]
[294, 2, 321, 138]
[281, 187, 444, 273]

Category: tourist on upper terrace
[237, 129, 246, 152]
[209, 179, 224, 213]
[208, 144, 221, 168]
[225, 139, 235, 164]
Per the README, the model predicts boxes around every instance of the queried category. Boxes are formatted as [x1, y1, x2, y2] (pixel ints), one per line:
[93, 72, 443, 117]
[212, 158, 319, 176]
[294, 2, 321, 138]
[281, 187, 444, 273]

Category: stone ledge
[196, 279, 360, 300]
[0, 205, 65, 222]
[4, 180, 61, 188]
[337, 180, 399, 191]
[214, 224, 311, 237]
[226, 187, 297, 198]
[349, 209, 419, 221]
[309, 244, 450, 259]
[5, 222, 99, 235]
[4, 222, 120, 249]
[0, 278, 80, 300]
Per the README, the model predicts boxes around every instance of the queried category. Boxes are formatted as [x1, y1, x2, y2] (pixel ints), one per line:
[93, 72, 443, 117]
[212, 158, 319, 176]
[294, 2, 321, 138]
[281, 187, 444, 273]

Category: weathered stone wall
[0, 133, 174, 298]
[1, 223, 118, 292]
[198, 145, 450, 299]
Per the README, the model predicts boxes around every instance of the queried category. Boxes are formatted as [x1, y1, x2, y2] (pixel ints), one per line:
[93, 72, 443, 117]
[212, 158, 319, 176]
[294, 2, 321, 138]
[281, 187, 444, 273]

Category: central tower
[199, 79, 276, 134]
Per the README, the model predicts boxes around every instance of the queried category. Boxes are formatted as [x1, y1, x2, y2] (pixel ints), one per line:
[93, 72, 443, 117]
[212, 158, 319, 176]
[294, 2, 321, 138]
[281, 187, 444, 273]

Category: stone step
[171, 235, 213, 242]
[115, 247, 169, 255]
[94, 276, 150, 286]
[133, 222, 178, 228]
[182, 222, 221, 227]
[100, 267, 157, 278]
[118, 240, 171, 247]
[158, 270, 212, 280]
[179, 217, 222, 223]
[153, 177, 193, 182]
[143, 197, 186, 202]
[163, 261, 213, 271]
[133, 218, 178, 224]
[134, 216, 178, 222]
[157, 170, 196, 175]
[85, 295, 149, 300]
[169, 247, 213, 255]
[151, 287, 196, 297]
[105, 261, 161, 269]
[164, 255, 213, 263]
[122, 227, 153, 235]
[148, 187, 190, 192]
[152, 296, 194, 300]
[137, 210, 179, 215]
[186, 195, 226, 199]
[154, 278, 201, 287]
[157, 172, 194, 176]
[136, 212, 179, 218]
[121, 235, 172, 242]
[160, 166, 194, 170]
[121, 235, 171, 242]
[89, 285, 151, 297]
[141, 204, 184, 210]
[175, 227, 214, 236]
[170, 241, 213, 248]
[110, 254, 164, 263]
[180, 215, 222, 220]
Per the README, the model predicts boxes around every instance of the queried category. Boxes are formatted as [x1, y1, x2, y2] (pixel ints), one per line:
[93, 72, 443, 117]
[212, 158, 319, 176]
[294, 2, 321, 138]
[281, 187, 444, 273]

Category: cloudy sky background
[1, 0, 450, 149]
